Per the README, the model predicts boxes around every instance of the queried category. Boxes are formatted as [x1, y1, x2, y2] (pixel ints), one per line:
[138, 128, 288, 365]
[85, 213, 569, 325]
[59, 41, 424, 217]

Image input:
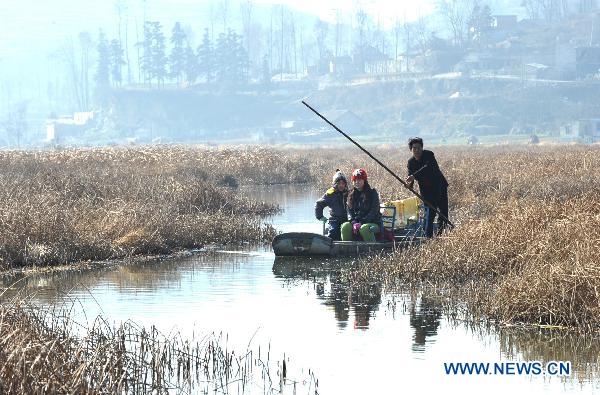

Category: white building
[560, 119, 600, 143]
[46, 111, 95, 142]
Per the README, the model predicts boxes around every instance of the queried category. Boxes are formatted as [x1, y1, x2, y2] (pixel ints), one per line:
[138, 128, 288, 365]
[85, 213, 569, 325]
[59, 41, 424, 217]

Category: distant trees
[110, 39, 126, 87]
[214, 30, 249, 83]
[522, 0, 580, 21]
[437, 0, 474, 48]
[96, 30, 126, 101]
[96, 30, 111, 91]
[197, 28, 214, 82]
[88, 21, 249, 89]
[467, 3, 493, 46]
[314, 18, 329, 60]
[1, 103, 28, 148]
[141, 21, 167, 87]
[169, 22, 187, 84]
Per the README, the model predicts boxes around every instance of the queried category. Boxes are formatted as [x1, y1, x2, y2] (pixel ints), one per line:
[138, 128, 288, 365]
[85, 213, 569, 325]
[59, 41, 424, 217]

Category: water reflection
[409, 295, 443, 352]
[0, 184, 598, 394]
[499, 328, 600, 384]
[272, 258, 382, 330]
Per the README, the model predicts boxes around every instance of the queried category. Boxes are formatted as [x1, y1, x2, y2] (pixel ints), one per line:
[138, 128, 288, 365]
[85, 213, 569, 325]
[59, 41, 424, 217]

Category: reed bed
[298, 144, 600, 331]
[0, 302, 318, 394]
[0, 146, 317, 269]
[2, 144, 599, 329]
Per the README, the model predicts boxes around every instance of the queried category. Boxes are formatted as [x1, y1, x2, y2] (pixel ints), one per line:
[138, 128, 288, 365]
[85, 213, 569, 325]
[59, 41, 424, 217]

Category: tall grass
[2, 144, 599, 329]
[0, 302, 318, 394]
[0, 146, 318, 269]
[301, 144, 600, 331]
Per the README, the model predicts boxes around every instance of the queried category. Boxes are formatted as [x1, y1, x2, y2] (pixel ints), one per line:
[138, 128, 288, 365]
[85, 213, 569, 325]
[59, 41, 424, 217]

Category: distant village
[41, 9, 600, 147]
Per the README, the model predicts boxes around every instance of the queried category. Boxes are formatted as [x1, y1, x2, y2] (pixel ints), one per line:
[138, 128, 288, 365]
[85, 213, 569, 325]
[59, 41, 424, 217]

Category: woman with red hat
[340, 168, 381, 242]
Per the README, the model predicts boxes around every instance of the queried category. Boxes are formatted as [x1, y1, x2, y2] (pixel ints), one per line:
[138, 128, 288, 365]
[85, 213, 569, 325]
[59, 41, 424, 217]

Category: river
[2, 185, 598, 394]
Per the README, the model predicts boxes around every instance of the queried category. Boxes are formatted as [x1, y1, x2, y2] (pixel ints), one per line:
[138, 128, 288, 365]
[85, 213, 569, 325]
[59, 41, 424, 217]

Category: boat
[272, 198, 434, 257]
[271, 231, 424, 257]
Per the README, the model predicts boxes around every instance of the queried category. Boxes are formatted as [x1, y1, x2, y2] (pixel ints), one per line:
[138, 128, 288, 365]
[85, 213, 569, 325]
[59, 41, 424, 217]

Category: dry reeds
[0, 146, 308, 269]
[0, 302, 317, 394]
[305, 144, 600, 331]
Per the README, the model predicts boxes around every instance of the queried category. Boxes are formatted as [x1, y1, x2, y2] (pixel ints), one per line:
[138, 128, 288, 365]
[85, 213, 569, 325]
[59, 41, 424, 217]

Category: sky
[0, 0, 437, 57]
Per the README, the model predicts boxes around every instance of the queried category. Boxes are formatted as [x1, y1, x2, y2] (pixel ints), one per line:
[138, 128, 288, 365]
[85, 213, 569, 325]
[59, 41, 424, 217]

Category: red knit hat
[351, 168, 367, 182]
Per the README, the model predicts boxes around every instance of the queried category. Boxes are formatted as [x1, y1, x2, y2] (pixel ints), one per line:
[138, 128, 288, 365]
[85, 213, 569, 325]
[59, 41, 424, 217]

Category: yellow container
[382, 197, 422, 229]
[401, 197, 420, 222]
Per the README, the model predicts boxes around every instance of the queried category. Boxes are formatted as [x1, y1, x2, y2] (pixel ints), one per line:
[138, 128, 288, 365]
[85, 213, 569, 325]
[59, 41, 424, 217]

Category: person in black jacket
[315, 169, 349, 240]
[340, 168, 381, 242]
[405, 137, 449, 238]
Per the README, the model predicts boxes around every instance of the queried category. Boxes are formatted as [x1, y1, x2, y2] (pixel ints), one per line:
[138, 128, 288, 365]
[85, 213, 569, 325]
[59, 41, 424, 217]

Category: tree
[354, 8, 368, 72]
[95, 30, 111, 101]
[261, 54, 270, 85]
[110, 39, 126, 87]
[183, 44, 199, 84]
[114, 0, 132, 84]
[141, 21, 167, 87]
[212, 29, 249, 85]
[214, 32, 229, 83]
[2, 102, 28, 148]
[414, 15, 431, 55]
[218, 0, 231, 32]
[437, 0, 474, 48]
[60, 39, 84, 110]
[240, 0, 254, 60]
[229, 30, 249, 83]
[169, 22, 187, 84]
[314, 18, 329, 60]
[78, 31, 93, 109]
[522, 0, 565, 21]
[197, 28, 214, 82]
[467, 4, 493, 47]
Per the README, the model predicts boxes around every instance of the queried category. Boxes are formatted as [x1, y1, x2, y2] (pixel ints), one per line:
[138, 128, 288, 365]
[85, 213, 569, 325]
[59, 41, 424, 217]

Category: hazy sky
[0, 0, 436, 57]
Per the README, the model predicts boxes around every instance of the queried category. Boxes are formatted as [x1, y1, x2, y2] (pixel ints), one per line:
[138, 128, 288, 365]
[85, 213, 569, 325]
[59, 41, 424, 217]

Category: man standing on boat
[405, 137, 449, 238]
[315, 169, 349, 241]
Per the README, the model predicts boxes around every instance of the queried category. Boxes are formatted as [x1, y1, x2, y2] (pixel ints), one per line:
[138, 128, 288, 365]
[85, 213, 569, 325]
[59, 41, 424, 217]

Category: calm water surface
[3, 185, 599, 394]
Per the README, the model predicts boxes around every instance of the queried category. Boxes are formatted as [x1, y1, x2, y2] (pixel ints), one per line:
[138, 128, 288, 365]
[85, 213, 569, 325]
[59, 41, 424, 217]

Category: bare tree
[78, 31, 93, 109]
[414, 14, 431, 55]
[314, 18, 329, 60]
[241, 0, 254, 62]
[59, 39, 84, 111]
[523, 0, 565, 21]
[290, 11, 298, 76]
[115, 0, 132, 84]
[522, 0, 542, 19]
[2, 102, 28, 148]
[403, 13, 412, 72]
[218, 0, 231, 33]
[394, 17, 401, 61]
[335, 9, 342, 57]
[437, 0, 474, 47]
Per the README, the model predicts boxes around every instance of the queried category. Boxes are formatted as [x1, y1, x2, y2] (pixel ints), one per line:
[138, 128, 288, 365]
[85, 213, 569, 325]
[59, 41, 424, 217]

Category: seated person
[314, 169, 349, 240]
[341, 168, 381, 242]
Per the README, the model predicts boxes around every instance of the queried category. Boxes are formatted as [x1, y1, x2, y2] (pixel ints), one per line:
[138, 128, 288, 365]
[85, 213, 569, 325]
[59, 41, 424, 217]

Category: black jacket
[407, 150, 448, 199]
[315, 188, 348, 222]
[347, 187, 381, 224]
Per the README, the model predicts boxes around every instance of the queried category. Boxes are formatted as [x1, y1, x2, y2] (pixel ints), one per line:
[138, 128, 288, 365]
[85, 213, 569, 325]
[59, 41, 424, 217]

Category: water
[2, 185, 598, 394]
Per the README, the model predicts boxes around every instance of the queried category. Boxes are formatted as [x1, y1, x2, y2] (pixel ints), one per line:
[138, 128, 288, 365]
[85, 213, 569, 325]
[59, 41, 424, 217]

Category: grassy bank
[0, 146, 314, 269]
